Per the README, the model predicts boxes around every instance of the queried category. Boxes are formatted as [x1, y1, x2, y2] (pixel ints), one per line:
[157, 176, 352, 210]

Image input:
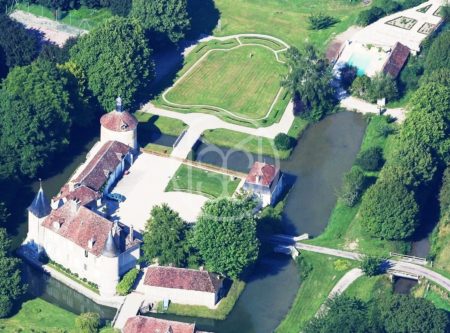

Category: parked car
[107, 193, 126, 203]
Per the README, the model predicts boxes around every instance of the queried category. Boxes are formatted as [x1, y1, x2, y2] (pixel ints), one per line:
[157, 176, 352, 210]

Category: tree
[360, 180, 419, 240]
[70, 17, 154, 111]
[304, 296, 375, 333]
[0, 60, 72, 178]
[360, 255, 384, 276]
[0, 15, 39, 68]
[420, 68, 450, 87]
[351, 75, 371, 99]
[339, 167, 366, 207]
[369, 73, 398, 103]
[108, 0, 131, 16]
[142, 204, 188, 266]
[274, 133, 294, 151]
[308, 13, 339, 30]
[38, 37, 77, 64]
[439, 167, 450, 213]
[380, 295, 450, 333]
[355, 147, 384, 171]
[0, 228, 26, 318]
[339, 64, 357, 90]
[75, 312, 101, 333]
[357, 7, 386, 26]
[282, 45, 336, 122]
[131, 0, 190, 43]
[192, 197, 259, 279]
[0, 202, 9, 226]
[425, 31, 450, 72]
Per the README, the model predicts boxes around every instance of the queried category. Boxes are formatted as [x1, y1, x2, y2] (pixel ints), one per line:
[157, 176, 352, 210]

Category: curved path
[295, 242, 450, 292]
[162, 34, 289, 122]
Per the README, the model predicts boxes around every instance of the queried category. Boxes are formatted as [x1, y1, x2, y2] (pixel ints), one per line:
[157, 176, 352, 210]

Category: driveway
[112, 153, 208, 231]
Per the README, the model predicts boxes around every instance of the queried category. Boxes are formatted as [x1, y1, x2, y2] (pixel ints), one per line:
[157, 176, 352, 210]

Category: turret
[27, 180, 51, 245]
[99, 96, 138, 151]
[100, 229, 120, 296]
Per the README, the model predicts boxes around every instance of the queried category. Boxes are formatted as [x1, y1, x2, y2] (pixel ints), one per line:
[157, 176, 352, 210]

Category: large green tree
[0, 60, 72, 178]
[0, 15, 39, 68]
[424, 30, 450, 72]
[131, 0, 190, 43]
[0, 228, 26, 318]
[142, 204, 188, 267]
[70, 17, 154, 111]
[192, 197, 259, 279]
[359, 180, 419, 240]
[282, 45, 336, 122]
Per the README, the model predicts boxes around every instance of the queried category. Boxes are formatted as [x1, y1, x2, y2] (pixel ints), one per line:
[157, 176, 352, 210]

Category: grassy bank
[164, 280, 245, 320]
[344, 275, 392, 302]
[308, 115, 407, 256]
[276, 253, 356, 332]
[166, 164, 241, 198]
[0, 298, 116, 332]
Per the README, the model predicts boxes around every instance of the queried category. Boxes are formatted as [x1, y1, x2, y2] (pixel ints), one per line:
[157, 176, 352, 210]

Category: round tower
[100, 97, 138, 151]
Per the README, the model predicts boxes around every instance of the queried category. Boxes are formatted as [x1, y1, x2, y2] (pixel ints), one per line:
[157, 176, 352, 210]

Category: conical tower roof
[102, 229, 120, 258]
[28, 183, 51, 218]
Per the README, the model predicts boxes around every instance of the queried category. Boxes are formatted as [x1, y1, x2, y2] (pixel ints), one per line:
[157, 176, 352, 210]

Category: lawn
[15, 3, 112, 30]
[276, 253, 356, 332]
[135, 112, 187, 155]
[165, 45, 286, 121]
[213, 0, 368, 50]
[165, 164, 241, 198]
[308, 115, 408, 256]
[344, 275, 393, 302]
[163, 280, 245, 320]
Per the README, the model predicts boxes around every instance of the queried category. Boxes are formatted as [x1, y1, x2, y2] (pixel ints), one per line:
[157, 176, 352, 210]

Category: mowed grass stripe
[166, 46, 286, 120]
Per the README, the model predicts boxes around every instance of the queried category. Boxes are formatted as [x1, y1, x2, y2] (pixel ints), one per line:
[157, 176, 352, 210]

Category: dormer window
[88, 237, 96, 249]
[52, 221, 61, 231]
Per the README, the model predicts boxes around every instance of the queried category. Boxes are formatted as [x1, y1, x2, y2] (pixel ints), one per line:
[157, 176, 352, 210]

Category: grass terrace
[161, 39, 287, 126]
[15, 3, 112, 30]
[166, 164, 241, 198]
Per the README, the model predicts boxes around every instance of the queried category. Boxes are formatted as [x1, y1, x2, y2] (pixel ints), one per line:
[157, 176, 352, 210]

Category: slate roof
[28, 186, 51, 218]
[123, 316, 196, 333]
[41, 201, 115, 257]
[245, 162, 279, 187]
[144, 266, 222, 293]
[74, 141, 131, 192]
[100, 110, 138, 132]
[382, 42, 410, 78]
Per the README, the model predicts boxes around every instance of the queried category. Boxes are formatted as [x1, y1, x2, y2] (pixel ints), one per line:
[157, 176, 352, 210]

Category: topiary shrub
[355, 147, 384, 171]
[274, 133, 294, 151]
[116, 268, 139, 296]
[75, 312, 100, 333]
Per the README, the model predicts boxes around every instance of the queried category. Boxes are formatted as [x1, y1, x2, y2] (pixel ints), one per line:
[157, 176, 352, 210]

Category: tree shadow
[186, 0, 220, 40]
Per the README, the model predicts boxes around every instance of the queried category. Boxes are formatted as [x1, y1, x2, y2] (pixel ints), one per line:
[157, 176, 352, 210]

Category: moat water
[16, 112, 368, 332]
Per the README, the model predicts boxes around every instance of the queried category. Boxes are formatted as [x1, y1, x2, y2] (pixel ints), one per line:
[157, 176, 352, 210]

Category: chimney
[88, 237, 96, 249]
[116, 96, 122, 112]
[129, 225, 134, 242]
[69, 199, 80, 214]
[256, 174, 262, 184]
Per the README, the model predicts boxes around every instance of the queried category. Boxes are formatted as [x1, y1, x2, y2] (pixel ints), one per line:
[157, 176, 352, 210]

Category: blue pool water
[348, 52, 372, 76]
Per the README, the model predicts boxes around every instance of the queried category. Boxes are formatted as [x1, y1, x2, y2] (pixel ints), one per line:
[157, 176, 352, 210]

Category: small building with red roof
[243, 162, 283, 207]
[123, 316, 212, 333]
[382, 42, 410, 79]
[142, 266, 224, 309]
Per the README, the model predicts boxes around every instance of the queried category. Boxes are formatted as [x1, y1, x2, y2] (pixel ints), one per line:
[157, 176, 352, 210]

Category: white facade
[101, 126, 137, 151]
[141, 285, 220, 309]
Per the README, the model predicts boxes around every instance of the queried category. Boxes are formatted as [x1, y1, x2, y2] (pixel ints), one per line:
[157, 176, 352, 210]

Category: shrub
[339, 167, 366, 207]
[274, 133, 294, 151]
[340, 64, 357, 90]
[355, 147, 384, 171]
[116, 268, 139, 296]
[75, 312, 100, 333]
[308, 13, 339, 30]
[357, 7, 386, 26]
[360, 255, 384, 276]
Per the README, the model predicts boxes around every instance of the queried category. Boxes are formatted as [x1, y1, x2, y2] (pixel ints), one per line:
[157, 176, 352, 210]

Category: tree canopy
[282, 45, 336, 122]
[70, 17, 154, 111]
[142, 204, 188, 267]
[192, 197, 259, 279]
[0, 60, 72, 178]
[360, 179, 419, 240]
[131, 0, 190, 43]
[425, 31, 450, 73]
[0, 15, 39, 69]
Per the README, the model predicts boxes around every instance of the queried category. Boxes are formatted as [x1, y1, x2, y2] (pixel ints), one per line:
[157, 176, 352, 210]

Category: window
[84, 250, 88, 258]
[84, 264, 87, 271]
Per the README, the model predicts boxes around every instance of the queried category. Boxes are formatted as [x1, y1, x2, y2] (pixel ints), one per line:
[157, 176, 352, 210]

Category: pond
[16, 112, 367, 333]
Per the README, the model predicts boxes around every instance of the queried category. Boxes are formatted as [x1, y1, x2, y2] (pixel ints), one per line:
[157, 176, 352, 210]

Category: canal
[17, 112, 368, 332]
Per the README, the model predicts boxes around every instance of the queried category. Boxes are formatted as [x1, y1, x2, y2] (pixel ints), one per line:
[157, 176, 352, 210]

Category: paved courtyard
[111, 153, 208, 231]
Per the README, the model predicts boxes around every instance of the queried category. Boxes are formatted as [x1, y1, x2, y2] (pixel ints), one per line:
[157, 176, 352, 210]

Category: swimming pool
[347, 52, 373, 76]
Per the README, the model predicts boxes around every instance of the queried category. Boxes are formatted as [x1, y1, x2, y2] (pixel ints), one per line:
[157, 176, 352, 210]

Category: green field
[166, 164, 241, 198]
[165, 45, 286, 121]
[15, 3, 112, 30]
[276, 253, 356, 332]
[214, 0, 367, 50]
[0, 298, 116, 332]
